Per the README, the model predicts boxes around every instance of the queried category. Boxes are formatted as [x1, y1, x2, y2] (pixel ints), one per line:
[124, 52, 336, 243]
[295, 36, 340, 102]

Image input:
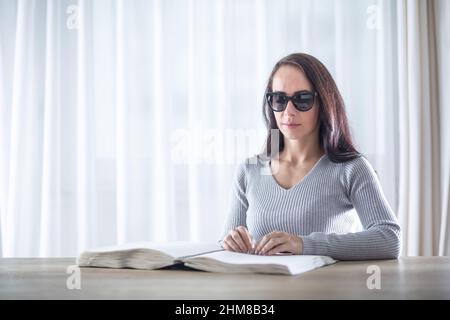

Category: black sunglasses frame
[265, 90, 318, 112]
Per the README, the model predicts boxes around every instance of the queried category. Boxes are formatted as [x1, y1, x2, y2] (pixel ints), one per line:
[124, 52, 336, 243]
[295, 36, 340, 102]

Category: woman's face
[271, 65, 320, 142]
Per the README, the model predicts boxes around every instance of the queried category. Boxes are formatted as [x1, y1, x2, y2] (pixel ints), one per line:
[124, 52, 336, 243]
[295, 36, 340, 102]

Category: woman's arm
[300, 157, 401, 260]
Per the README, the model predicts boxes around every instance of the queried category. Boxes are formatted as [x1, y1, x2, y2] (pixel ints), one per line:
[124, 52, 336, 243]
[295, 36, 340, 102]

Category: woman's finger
[260, 237, 284, 255]
[222, 241, 231, 251]
[255, 231, 287, 254]
[254, 236, 266, 254]
[236, 226, 252, 252]
[224, 234, 240, 252]
[230, 230, 247, 252]
[267, 243, 291, 255]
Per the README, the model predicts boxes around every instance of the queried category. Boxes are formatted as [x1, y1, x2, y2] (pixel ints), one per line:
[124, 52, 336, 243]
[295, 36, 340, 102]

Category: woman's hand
[223, 226, 253, 253]
[254, 231, 303, 255]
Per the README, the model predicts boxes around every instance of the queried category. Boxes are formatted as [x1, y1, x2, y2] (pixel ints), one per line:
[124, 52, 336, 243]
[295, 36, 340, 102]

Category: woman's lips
[282, 123, 301, 128]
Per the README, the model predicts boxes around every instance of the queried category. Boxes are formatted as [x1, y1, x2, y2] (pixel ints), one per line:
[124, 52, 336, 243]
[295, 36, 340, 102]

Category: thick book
[77, 242, 337, 276]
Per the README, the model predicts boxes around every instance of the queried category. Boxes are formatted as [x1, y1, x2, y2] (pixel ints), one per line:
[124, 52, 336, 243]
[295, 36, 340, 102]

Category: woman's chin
[282, 133, 304, 140]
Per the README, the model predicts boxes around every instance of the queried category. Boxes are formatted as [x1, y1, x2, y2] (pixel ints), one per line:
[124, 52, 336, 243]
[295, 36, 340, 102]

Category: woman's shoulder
[336, 154, 379, 183]
[234, 154, 270, 179]
[339, 154, 375, 170]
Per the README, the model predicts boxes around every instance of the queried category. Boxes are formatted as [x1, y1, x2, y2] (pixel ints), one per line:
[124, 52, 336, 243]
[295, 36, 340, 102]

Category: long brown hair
[262, 53, 360, 163]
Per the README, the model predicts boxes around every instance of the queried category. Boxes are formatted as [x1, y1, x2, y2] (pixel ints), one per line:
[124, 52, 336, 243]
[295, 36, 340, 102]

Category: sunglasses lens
[293, 92, 314, 111]
[272, 94, 287, 111]
[266, 93, 285, 111]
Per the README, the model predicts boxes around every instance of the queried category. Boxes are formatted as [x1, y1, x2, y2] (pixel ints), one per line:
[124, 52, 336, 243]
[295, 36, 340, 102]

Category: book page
[82, 241, 222, 259]
[185, 251, 336, 275]
[190, 251, 312, 265]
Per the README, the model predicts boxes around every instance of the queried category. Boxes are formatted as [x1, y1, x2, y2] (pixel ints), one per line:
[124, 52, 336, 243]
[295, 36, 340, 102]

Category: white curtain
[397, 0, 450, 256]
[434, 0, 450, 256]
[0, 0, 447, 257]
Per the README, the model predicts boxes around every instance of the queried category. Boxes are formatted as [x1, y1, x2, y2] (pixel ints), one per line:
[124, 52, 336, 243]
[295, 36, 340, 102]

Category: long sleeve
[219, 162, 249, 242]
[300, 157, 401, 260]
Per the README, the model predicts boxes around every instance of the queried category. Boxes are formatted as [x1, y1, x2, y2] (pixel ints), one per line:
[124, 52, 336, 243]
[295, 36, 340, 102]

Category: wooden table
[0, 257, 449, 299]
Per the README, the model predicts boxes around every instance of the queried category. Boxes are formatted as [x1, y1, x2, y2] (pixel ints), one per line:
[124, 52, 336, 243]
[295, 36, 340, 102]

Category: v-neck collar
[268, 154, 327, 191]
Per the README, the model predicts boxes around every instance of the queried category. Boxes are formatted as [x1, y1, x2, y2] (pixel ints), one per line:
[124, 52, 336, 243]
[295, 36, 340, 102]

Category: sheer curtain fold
[434, 0, 450, 256]
[114, 0, 127, 245]
[76, 0, 97, 253]
[4, 0, 47, 256]
[0, 28, 3, 258]
[397, 0, 449, 256]
[40, 0, 62, 256]
[150, 0, 171, 241]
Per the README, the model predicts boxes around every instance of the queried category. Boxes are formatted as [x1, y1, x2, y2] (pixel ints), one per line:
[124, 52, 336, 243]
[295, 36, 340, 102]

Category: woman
[221, 53, 401, 260]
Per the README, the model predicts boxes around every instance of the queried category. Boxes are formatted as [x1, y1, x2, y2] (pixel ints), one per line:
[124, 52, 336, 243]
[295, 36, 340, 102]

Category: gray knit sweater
[221, 154, 401, 260]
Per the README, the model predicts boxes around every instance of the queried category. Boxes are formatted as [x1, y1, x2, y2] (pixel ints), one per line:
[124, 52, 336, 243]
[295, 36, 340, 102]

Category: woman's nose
[284, 100, 297, 115]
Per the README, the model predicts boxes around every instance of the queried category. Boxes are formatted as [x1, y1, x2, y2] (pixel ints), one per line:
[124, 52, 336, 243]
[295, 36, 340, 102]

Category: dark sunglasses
[265, 90, 318, 112]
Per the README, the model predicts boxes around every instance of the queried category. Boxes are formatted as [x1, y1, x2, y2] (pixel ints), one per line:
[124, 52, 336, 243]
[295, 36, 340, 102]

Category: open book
[77, 242, 336, 276]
